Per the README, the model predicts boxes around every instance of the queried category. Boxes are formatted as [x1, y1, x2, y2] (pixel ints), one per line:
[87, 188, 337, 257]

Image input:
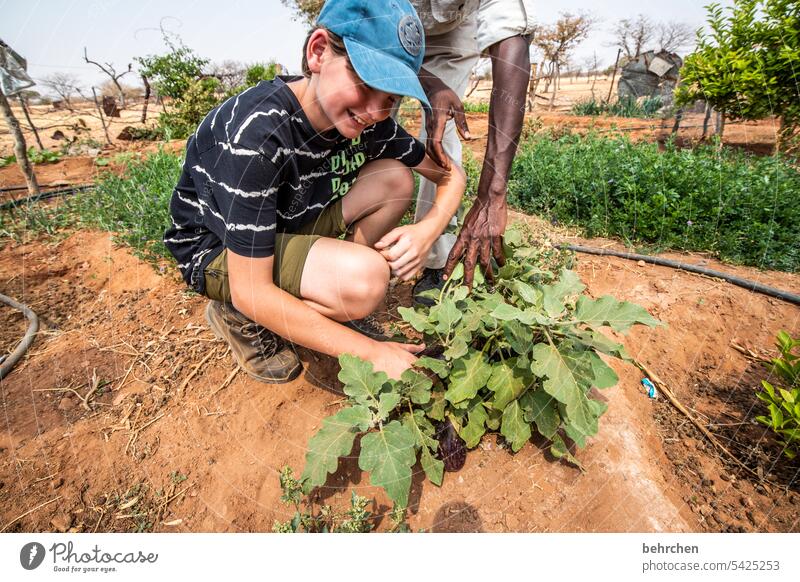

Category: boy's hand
[368, 341, 425, 379]
[375, 223, 438, 281]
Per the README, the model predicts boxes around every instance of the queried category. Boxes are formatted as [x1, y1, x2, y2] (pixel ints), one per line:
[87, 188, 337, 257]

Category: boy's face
[312, 34, 400, 138]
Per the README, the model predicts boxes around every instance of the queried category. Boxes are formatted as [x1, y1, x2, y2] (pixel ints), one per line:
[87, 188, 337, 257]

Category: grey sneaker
[413, 268, 445, 307]
[205, 301, 302, 384]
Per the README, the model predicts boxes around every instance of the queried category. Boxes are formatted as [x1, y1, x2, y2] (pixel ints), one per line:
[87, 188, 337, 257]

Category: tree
[532, 12, 594, 108]
[40, 72, 81, 110]
[83, 47, 133, 107]
[136, 32, 208, 100]
[656, 21, 696, 54]
[280, 0, 323, 25]
[675, 0, 800, 151]
[612, 14, 655, 59]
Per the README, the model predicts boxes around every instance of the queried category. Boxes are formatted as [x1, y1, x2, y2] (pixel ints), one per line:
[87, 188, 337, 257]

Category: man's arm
[444, 35, 531, 289]
[418, 67, 472, 170]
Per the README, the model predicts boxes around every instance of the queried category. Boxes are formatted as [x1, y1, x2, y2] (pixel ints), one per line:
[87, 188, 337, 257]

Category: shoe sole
[205, 303, 303, 384]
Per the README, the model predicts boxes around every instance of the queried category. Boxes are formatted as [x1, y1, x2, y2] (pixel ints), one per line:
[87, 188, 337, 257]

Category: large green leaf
[302, 405, 371, 487]
[338, 354, 388, 405]
[359, 421, 417, 508]
[398, 306, 432, 333]
[444, 333, 469, 360]
[460, 401, 489, 448]
[574, 295, 662, 332]
[416, 356, 450, 378]
[487, 360, 528, 410]
[568, 329, 631, 362]
[503, 320, 534, 355]
[501, 400, 531, 452]
[541, 269, 586, 316]
[520, 390, 560, 439]
[531, 343, 584, 414]
[432, 298, 462, 334]
[399, 369, 433, 404]
[446, 349, 493, 403]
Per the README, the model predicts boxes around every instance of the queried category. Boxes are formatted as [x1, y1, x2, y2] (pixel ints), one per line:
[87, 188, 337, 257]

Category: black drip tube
[560, 244, 800, 307]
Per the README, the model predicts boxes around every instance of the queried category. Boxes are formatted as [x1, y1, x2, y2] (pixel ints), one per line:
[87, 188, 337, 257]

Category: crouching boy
[163, 0, 465, 383]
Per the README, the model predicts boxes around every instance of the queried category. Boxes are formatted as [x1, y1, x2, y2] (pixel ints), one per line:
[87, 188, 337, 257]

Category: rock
[50, 513, 72, 533]
[719, 472, 731, 481]
[701, 478, 714, 487]
[745, 511, 758, 526]
[740, 496, 754, 508]
[698, 504, 713, 517]
[58, 397, 75, 411]
[637, 260, 646, 267]
[50, 477, 64, 490]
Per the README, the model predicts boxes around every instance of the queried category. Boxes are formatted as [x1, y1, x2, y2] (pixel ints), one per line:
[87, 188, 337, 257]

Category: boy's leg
[202, 159, 414, 383]
[298, 159, 415, 322]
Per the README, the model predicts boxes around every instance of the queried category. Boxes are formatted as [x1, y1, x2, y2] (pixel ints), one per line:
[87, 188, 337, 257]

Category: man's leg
[412, 18, 480, 302]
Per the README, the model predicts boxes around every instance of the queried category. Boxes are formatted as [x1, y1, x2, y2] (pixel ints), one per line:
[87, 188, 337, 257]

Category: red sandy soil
[0, 216, 797, 532]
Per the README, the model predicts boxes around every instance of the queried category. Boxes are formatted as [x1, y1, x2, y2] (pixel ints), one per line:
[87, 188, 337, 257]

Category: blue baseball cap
[317, 0, 430, 108]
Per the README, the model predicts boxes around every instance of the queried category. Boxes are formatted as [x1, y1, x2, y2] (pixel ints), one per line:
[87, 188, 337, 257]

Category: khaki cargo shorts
[203, 199, 347, 303]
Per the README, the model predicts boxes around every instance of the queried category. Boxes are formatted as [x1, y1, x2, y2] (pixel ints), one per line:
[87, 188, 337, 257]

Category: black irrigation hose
[0, 293, 39, 381]
[0, 185, 93, 212]
[560, 244, 800, 307]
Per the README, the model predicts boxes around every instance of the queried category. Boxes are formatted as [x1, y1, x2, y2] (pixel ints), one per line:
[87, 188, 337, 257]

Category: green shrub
[2, 149, 183, 263]
[571, 96, 664, 118]
[507, 132, 800, 271]
[756, 331, 800, 459]
[0, 147, 62, 167]
[462, 101, 490, 114]
[157, 77, 222, 139]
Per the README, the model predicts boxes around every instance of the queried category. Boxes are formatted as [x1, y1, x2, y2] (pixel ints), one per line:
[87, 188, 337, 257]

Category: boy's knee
[341, 249, 389, 318]
[380, 160, 415, 206]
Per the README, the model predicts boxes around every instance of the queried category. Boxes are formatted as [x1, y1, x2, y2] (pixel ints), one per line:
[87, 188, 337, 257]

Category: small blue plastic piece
[641, 378, 657, 399]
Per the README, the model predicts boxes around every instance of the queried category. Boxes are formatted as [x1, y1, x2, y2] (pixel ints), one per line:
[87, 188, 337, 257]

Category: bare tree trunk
[715, 110, 725, 139]
[0, 89, 40, 196]
[701, 103, 712, 139]
[141, 75, 151, 124]
[17, 95, 44, 150]
[671, 107, 684, 134]
[549, 63, 560, 110]
[607, 48, 622, 103]
[91, 87, 113, 146]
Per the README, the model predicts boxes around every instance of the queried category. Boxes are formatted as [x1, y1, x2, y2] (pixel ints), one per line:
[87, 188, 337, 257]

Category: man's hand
[443, 35, 531, 289]
[419, 68, 471, 170]
[444, 194, 508, 289]
[368, 341, 426, 380]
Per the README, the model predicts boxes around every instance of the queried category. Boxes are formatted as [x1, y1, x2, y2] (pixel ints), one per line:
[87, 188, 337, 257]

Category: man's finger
[426, 137, 450, 170]
[375, 227, 402, 250]
[463, 241, 480, 291]
[443, 235, 466, 279]
[480, 237, 495, 285]
[453, 104, 472, 140]
[492, 235, 506, 267]
[401, 342, 426, 354]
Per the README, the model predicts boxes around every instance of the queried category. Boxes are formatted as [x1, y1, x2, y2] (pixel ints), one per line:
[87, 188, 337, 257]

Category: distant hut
[618, 50, 682, 105]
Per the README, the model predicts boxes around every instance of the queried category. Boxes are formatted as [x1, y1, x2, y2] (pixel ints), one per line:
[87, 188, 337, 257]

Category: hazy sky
[1, 0, 734, 94]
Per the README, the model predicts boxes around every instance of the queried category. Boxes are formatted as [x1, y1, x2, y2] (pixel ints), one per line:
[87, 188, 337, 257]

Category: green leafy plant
[272, 467, 376, 533]
[508, 131, 800, 272]
[223, 62, 280, 99]
[462, 101, 490, 114]
[0, 147, 62, 167]
[755, 331, 800, 459]
[157, 76, 222, 139]
[300, 225, 663, 509]
[136, 33, 208, 101]
[675, 0, 800, 152]
[571, 96, 663, 118]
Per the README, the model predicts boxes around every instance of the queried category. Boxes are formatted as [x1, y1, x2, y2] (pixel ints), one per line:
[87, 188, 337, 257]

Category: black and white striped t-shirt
[163, 76, 426, 295]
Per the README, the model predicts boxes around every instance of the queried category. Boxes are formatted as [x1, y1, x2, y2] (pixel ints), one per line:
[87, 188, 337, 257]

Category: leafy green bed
[507, 133, 800, 272]
[300, 226, 663, 509]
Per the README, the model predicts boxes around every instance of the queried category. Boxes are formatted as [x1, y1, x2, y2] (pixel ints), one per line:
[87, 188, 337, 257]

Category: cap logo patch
[398, 15, 422, 57]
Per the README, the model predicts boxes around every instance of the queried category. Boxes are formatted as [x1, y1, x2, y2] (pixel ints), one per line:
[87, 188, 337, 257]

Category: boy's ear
[306, 29, 329, 74]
